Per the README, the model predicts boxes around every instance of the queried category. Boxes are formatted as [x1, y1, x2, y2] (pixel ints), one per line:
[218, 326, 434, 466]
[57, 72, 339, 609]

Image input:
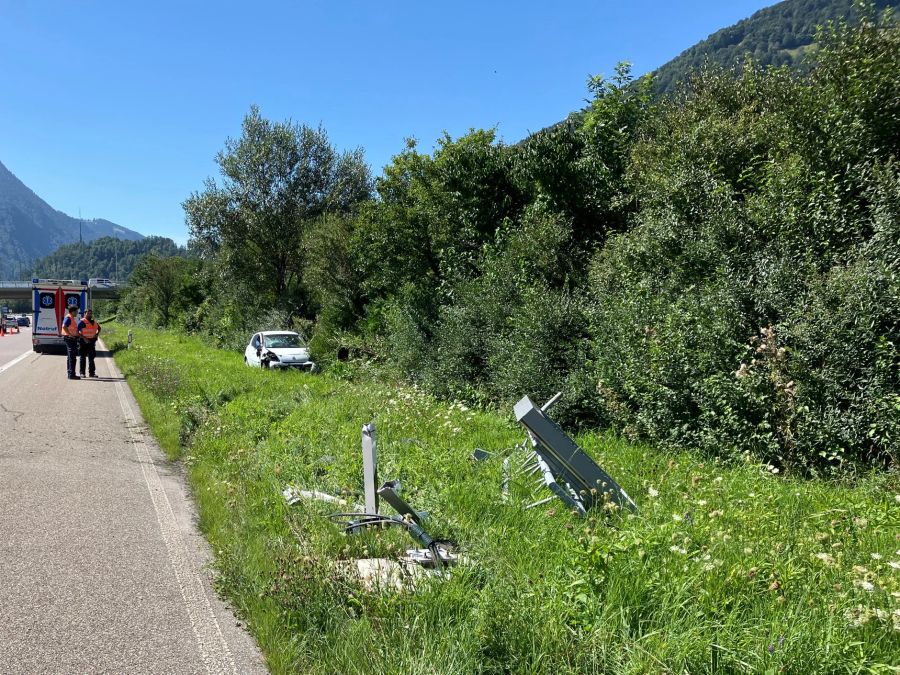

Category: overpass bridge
[0, 280, 122, 302]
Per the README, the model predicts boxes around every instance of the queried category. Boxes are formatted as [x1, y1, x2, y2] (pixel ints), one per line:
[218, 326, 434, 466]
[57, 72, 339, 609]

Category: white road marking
[102, 342, 238, 674]
[0, 349, 33, 375]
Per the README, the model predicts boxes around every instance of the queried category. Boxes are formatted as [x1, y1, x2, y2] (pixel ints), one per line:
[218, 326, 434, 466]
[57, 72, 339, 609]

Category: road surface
[0, 329, 267, 674]
[0, 324, 32, 372]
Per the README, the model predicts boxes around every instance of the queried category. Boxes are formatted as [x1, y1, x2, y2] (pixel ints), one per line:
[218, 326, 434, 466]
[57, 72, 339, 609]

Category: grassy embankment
[105, 325, 899, 674]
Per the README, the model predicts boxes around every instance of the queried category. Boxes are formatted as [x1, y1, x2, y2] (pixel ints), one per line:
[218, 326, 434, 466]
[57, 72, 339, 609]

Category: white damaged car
[244, 331, 316, 371]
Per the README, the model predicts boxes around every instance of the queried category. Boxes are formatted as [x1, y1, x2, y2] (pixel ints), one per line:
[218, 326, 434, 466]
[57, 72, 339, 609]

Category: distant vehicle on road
[17, 316, 30, 327]
[244, 331, 316, 371]
[4, 316, 19, 332]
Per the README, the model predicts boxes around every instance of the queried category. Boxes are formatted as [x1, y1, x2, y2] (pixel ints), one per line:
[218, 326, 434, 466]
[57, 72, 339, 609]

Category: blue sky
[0, 1, 775, 244]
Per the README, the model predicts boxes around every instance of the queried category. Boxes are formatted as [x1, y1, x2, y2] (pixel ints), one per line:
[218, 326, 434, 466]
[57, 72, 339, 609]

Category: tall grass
[107, 326, 900, 674]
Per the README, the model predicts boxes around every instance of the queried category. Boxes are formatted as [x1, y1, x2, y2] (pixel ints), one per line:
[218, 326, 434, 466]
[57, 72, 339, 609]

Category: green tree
[354, 131, 525, 301]
[30, 235, 185, 281]
[184, 106, 372, 312]
[124, 255, 199, 327]
[302, 213, 362, 332]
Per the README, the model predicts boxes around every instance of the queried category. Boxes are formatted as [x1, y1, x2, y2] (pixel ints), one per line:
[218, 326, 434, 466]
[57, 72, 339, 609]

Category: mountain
[0, 159, 144, 280]
[652, 0, 900, 93]
[30, 235, 187, 282]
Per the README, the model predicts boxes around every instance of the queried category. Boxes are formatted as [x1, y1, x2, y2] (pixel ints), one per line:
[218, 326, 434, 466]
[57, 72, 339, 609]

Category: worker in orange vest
[61, 305, 80, 379]
[77, 307, 101, 378]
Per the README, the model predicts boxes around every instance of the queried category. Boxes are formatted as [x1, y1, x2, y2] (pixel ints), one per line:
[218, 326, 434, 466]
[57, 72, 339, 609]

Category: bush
[585, 16, 900, 470]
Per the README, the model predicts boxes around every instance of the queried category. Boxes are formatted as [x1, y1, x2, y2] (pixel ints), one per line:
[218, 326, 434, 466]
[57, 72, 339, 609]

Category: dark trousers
[79, 340, 97, 376]
[64, 337, 79, 377]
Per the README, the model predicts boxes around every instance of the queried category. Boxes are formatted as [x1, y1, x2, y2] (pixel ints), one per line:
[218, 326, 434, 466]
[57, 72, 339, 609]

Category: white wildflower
[648, 487, 659, 498]
[815, 552, 836, 566]
[845, 606, 869, 628]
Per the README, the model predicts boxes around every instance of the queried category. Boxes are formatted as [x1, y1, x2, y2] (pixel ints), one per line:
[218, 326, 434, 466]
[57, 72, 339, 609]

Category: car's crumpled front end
[263, 347, 316, 371]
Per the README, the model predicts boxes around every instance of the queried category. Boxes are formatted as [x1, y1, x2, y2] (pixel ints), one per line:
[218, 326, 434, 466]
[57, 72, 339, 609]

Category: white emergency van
[32, 278, 88, 352]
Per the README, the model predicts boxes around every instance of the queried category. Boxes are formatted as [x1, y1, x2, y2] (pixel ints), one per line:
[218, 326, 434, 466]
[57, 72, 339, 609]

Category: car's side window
[252, 334, 260, 349]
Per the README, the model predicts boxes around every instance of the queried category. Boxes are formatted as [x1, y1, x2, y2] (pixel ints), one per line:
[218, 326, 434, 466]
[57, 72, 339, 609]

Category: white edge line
[0, 349, 33, 375]
[102, 340, 238, 674]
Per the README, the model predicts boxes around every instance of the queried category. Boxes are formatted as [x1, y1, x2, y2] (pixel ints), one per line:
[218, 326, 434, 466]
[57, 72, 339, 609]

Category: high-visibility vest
[81, 320, 99, 340]
[61, 315, 79, 337]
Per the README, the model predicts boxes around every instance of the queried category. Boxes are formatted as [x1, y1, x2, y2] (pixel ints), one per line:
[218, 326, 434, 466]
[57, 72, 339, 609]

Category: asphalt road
[0, 325, 31, 370]
[0, 336, 267, 674]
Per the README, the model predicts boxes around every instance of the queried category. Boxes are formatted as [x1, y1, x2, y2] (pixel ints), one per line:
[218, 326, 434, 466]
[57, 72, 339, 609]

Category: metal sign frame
[514, 395, 637, 513]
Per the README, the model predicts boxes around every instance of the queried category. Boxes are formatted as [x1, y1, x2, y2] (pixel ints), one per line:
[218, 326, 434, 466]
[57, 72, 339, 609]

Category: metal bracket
[377, 480, 427, 525]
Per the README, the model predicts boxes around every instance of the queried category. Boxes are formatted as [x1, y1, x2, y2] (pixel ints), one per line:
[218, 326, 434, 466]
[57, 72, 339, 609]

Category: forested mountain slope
[0, 159, 143, 279]
[30, 235, 185, 281]
[652, 0, 899, 92]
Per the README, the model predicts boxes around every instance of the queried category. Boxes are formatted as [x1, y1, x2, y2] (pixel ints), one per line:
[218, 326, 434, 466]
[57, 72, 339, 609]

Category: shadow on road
[35, 348, 126, 381]
[104, 342, 128, 355]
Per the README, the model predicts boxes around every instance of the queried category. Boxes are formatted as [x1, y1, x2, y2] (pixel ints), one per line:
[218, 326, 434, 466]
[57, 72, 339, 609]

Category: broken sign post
[514, 395, 637, 514]
[282, 487, 349, 507]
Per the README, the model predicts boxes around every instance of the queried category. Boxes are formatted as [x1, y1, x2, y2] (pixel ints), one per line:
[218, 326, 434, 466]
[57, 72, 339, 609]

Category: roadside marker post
[362, 423, 378, 515]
